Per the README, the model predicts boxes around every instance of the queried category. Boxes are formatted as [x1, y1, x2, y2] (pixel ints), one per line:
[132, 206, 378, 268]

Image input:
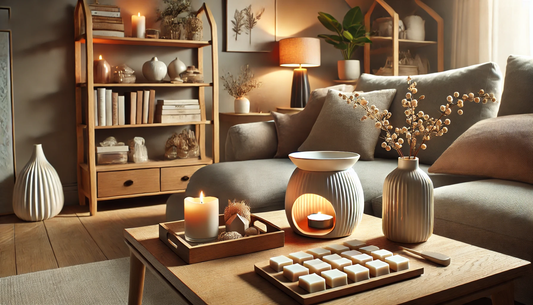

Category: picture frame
[226, 0, 276, 52]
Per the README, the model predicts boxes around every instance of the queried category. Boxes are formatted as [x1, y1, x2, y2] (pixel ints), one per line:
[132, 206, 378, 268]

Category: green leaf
[342, 31, 354, 41]
[318, 12, 343, 34]
[334, 41, 348, 50]
[318, 34, 343, 43]
[343, 6, 363, 29]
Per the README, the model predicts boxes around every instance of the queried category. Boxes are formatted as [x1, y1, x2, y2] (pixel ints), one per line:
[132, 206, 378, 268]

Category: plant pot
[382, 157, 434, 243]
[234, 97, 250, 114]
[337, 60, 360, 80]
[142, 57, 167, 83]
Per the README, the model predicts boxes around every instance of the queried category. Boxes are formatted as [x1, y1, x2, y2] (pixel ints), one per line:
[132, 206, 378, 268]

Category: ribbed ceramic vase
[382, 157, 434, 243]
[12, 144, 64, 221]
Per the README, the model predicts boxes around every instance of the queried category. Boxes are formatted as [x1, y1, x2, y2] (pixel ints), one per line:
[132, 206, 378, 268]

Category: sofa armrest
[225, 121, 278, 161]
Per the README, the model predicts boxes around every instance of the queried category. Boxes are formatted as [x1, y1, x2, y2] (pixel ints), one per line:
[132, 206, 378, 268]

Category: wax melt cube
[322, 254, 343, 265]
[299, 273, 326, 293]
[304, 259, 331, 275]
[321, 269, 348, 288]
[359, 245, 380, 254]
[330, 257, 352, 270]
[366, 259, 390, 277]
[269, 255, 293, 272]
[288, 251, 314, 264]
[343, 239, 366, 250]
[283, 263, 309, 282]
[325, 244, 350, 254]
[352, 253, 373, 265]
[344, 264, 370, 282]
[371, 249, 393, 260]
[385, 255, 410, 271]
[306, 247, 331, 259]
[341, 250, 362, 263]
[303, 258, 324, 268]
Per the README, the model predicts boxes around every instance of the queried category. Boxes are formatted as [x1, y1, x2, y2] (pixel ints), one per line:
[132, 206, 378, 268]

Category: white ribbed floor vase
[12, 144, 64, 221]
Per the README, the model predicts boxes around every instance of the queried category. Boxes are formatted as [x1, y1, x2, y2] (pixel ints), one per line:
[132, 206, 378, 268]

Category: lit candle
[94, 55, 111, 83]
[307, 212, 333, 229]
[184, 191, 219, 242]
[131, 12, 146, 38]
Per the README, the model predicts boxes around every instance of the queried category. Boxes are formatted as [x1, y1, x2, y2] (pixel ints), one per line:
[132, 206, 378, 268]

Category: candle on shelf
[131, 12, 146, 38]
[307, 212, 333, 229]
[94, 55, 111, 83]
[184, 191, 219, 242]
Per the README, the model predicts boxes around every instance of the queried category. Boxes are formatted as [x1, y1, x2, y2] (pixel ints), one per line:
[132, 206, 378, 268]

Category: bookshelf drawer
[160, 165, 205, 191]
[98, 169, 160, 198]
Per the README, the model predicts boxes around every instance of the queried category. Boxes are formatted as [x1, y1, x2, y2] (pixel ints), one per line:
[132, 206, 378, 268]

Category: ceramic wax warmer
[285, 151, 364, 239]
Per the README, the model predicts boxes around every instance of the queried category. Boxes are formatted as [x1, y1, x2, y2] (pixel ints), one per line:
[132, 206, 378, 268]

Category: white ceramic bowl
[288, 151, 360, 172]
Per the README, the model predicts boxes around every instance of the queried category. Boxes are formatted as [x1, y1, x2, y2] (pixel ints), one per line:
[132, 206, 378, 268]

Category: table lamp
[279, 37, 321, 108]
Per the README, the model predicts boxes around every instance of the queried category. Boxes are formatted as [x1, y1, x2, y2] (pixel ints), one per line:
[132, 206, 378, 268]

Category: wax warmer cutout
[291, 194, 336, 234]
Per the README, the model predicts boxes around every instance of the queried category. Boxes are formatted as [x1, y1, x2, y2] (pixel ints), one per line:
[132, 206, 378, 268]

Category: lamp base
[290, 68, 310, 108]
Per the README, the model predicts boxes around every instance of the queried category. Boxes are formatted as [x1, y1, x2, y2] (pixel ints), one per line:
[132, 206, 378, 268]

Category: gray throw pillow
[498, 54, 533, 116]
[298, 88, 397, 161]
[355, 62, 503, 165]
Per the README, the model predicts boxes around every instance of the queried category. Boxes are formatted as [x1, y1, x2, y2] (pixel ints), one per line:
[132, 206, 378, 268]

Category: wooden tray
[254, 263, 423, 305]
[159, 214, 284, 264]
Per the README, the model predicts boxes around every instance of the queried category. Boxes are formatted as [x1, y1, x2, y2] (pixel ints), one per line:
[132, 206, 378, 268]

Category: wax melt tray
[254, 261, 423, 305]
[159, 214, 284, 264]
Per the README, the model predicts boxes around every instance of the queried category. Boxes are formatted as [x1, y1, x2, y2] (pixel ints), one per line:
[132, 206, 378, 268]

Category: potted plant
[156, 0, 191, 39]
[317, 6, 372, 80]
[220, 65, 261, 114]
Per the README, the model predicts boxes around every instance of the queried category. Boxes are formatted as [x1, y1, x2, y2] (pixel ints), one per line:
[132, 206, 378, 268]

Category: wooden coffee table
[124, 210, 531, 305]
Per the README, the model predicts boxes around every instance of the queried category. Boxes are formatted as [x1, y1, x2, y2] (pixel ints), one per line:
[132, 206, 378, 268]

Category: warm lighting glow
[99, 55, 103, 60]
[200, 191, 204, 203]
[279, 37, 321, 68]
[137, 12, 141, 17]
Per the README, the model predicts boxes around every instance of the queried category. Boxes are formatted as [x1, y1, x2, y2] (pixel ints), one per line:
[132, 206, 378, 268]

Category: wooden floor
[0, 195, 171, 278]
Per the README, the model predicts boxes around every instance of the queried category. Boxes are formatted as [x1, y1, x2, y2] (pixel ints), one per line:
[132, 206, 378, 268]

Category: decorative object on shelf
[339, 77, 498, 242]
[145, 28, 160, 39]
[142, 57, 167, 82]
[226, 0, 276, 52]
[167, 57, 187, 83]
[279, 37, 321, 108]
[372, 17, 405, 38]
[131, 12, 146, 38]
[128, 137, 148, 163]
[94, 55, 111, 83]
[112, 64, 136, 83]
[156, 0, 191, 39]
[220, 65, 261, 114]
[97, 137, 128, 165]
[285, 151, 364, 239]
[317, 6, 372, 81]
[180, 65, 203, 83]
[185, 15, 203, 40]
[404, 15, 425, 41]
[12, 144, 64, 221]
[164, 129, 199, 159]
[184, 191, 219, 242]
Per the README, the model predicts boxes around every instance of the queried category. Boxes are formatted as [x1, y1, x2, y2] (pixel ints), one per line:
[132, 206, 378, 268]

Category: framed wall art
[226, 0, 276, 52]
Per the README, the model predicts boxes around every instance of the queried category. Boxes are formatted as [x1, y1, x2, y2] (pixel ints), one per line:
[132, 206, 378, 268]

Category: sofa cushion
[498, 54, 533, 116]
[272, 84, 356, 158]
[429, 114, 533, 184]
[298, 89, 397, 160]
[355, 62, 503, 165]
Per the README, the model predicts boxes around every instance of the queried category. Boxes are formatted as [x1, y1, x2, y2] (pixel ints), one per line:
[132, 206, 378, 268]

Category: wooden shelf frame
[74, 0, 219, 215]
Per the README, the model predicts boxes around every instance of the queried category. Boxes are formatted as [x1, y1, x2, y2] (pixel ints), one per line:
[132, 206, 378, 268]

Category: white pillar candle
[184, 192, 219, 242]
[307, 212, 333, 229]
[132, 13, 146, 38]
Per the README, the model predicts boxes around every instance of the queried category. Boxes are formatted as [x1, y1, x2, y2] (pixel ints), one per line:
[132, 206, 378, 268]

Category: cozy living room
[0, 0, 532, 304]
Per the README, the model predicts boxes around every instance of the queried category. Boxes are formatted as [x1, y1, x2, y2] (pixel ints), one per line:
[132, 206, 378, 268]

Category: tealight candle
[131, 12, 146, 38]
[307, 212, 333, 229]
[94, 55, 111, 83]
[184, 191, 219, 242]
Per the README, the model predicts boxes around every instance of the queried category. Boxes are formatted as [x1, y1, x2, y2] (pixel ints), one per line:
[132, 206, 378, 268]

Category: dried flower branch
[156, 0, 191, 21]
[340, 76, 498, 158]
[231, 9, 246, 41]
[220, 65, 261, 99]
[243, 5, 265, 45]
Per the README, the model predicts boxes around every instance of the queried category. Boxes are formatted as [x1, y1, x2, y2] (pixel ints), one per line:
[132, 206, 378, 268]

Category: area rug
[0, 258, 182, 305]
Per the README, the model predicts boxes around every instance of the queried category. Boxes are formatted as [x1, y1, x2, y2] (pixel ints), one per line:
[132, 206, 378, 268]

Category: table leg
[128, 251, 146, 305]
[490, 281, 514, 305]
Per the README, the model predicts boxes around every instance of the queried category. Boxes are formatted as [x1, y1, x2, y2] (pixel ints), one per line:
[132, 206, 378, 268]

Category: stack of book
[155, 99, 201, 123]
[94, 89, 157, 126]
[89, 3, 124, 37]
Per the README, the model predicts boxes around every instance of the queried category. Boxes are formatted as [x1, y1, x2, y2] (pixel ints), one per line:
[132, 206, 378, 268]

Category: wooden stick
[400, 246, 451, 266]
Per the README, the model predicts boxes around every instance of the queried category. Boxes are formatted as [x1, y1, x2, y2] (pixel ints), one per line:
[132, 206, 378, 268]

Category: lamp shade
[279, 37, 321, 67]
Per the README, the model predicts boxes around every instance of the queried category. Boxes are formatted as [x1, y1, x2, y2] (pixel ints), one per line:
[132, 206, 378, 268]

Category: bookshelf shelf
[74, 0, 219, 215]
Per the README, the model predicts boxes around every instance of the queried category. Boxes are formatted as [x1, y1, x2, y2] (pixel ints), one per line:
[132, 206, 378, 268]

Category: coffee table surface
[124, 210, 531, 305]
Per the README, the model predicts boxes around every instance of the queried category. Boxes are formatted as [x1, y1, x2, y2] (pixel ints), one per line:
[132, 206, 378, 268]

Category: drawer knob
[124, 180, 134, 187]
[181, 176, 190, 182]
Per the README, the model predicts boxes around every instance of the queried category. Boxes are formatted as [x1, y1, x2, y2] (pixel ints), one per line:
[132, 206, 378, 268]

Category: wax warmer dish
[285, 151, 364, 239]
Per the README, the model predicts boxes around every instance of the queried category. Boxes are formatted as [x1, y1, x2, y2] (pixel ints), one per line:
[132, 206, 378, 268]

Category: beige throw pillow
[429, 114, 533, 185]
[298, 88, 397, 161]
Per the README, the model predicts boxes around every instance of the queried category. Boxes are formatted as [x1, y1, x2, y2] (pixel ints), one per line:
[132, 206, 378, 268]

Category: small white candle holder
[184, 193, 219, 242]
[285, 151, 364, 239]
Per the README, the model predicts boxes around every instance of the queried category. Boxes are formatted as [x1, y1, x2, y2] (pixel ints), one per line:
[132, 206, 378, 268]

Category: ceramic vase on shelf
[404, 15, 425, 41]
[234, 97, 250, 114]
[167, 57, 187, 83]
[382, 157, 434, 243]
[337, 59, 360, 80]
[12, 144, 64, 221]
[142, 57, 167, 82]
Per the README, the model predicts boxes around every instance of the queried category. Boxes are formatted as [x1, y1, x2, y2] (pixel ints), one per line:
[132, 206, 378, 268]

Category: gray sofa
[166, 56, 533, 304]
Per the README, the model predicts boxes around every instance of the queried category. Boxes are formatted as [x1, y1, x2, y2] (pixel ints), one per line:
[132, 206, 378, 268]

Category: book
[97, 88, 106, 126]
[94, 89, 99, 126]
[118, 95, 125, 125]
[157, 99, 199, 105]
[112, 92, 119, 125]
[148, 89, 156, 124]
[92, 30, 125, 37]
[156, 114, 202, 123]
[161, 104, 200, 110]
[143, 90, 150, 124]
[92, 16, 123, 23]
[158, 108, 201, 115]
[129, 91, 137, 125]
[136, 90, 143, 124]
[105, 89, 113, 126]
[91, 11, 121, 18]
[92, 22, 125, 31]
[89, 4, 120, 12]
[96, 145, 129, 153]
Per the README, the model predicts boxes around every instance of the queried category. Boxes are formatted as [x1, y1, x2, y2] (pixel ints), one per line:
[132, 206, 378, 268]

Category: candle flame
[317, 211, 322, 214]
[200, 191, 204, 203]
[138, 12, 141, 17]
[99, 55, 103, 60]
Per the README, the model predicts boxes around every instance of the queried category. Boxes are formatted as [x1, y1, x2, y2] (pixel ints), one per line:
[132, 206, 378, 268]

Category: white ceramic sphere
[142, 57, 167, 82]
[168, 57, 187, 81]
